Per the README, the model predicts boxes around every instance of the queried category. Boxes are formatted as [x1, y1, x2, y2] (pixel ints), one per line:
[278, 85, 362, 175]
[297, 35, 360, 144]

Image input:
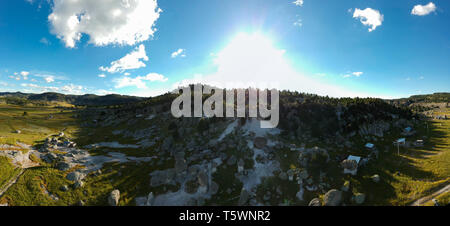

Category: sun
[210, 32, 289, 89]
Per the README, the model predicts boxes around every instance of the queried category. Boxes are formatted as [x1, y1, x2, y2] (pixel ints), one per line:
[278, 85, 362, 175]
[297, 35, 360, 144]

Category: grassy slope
[0, 156, 21, 189]
[0, 104, 79, 146]
[355, 108, 449, 205]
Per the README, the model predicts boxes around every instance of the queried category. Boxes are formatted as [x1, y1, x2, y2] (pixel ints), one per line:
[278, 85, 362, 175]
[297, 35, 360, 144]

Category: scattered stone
[278, 172, 288, 180]
[287, 169, 294, 181]
[66, 171, 86, 182]
[73, 180, 84, 189]
[308, 198, 321, 206]
[238, 159, 245, 173]
[353, 193, 366, 205]
[197, 171, 208, 193]
[146, 192, 155, 206]
[56, 162, 71, 171]
[432, 199, 440, 206]
[60, 185, 69, 192]
[227, 155, 237, 166]
[254, 137, 267, 149]
[42, 153, 57, 163]
[323, 189, 342, 206]
[372, 174, 380, 183]
[298, 170, 308, 180]
[238, 189, 249, 206]
[210, 181, 219, 195]
[108, 189, 120, 206]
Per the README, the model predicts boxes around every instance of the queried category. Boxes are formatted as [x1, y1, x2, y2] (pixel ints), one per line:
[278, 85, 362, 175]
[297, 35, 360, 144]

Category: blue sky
[0, 0, 448, 98]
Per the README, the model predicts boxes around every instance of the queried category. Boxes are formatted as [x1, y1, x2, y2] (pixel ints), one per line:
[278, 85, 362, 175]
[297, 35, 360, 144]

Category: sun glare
[211, 33, 290, 88]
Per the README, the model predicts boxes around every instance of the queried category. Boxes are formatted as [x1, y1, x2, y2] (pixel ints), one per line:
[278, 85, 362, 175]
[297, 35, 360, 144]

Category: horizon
[0, 0, 449, 99]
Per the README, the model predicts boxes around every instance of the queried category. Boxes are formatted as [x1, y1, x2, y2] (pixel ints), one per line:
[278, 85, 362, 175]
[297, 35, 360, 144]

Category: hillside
[0, 92, 145, 106]
[0, 88, 448, 206]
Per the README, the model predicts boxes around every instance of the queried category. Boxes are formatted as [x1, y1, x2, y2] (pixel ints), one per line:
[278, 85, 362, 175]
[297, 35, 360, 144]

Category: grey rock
[353, 193, 366, 205]
[60, 185, 69, 192]
[73, 180, 84, 189]
[323, 189, 342, 206]
[238, 189, 249, 206]
[57, 162, 71, 171]
[227, 155, 237, 166]
[372, 174, 380, 183]
[308, 198, 321, 206]
[210, 181, 219, 195]
[108, 189, 120, 206]
[66, 171, 86, 181]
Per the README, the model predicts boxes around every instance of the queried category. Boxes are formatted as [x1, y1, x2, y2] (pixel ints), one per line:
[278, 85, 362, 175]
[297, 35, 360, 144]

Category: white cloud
[343, 72, 363, 78]
[171, 49, 186, 58]
[353, 8, 384, 32]
[9, 71, 29, 80]
[20, 71, 30, 77]
[61, 84, 84, 94]
[99, 44, 148, 73]
[114, 73, 167, 89]
[40, 37, 51, 45]
[21, 83, 39, 88]
[48, 0, 162, 48]
[293, 0, 303, 7]
[98, 74, 106, 78]
[293, 18, 302, 27]
[45, 75, 55, 83]
[412, 2, 437, 16]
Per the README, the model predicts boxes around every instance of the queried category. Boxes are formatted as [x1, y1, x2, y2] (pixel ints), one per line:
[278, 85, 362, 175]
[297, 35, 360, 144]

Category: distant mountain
[0, 92, 145, 106]
[392, 93, 450, 104]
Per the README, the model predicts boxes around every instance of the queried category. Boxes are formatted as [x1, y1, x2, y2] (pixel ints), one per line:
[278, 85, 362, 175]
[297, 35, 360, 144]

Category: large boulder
[372, 174, 380, 183]
[42, 153, 58, 163]
[108, 189, 120, 206]
[253, 137, 267, 149]
[66, 171, 86, 181]
[238, 189, 249, 206]
[308, 198, 321, 206]
[57, 162, 71, 171]
[210, 181, 219, 195]
[323, 189, 342, 206]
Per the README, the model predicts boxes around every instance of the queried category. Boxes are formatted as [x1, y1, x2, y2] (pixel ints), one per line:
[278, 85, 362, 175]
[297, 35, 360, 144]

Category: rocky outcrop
[323, 189, 342, 206]
[308, 198, 321, 206]
[108, 189, 120, 206]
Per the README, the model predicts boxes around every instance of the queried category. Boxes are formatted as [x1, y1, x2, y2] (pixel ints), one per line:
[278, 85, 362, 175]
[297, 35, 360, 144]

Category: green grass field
[0, 104, 79, 146]
[0, 156, 21, 189]
[353, 108, 450, 205]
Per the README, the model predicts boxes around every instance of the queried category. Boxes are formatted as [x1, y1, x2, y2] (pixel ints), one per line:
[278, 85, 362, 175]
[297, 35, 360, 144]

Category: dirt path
[0, 168, 25, 198]
[410, 183, 450, 206]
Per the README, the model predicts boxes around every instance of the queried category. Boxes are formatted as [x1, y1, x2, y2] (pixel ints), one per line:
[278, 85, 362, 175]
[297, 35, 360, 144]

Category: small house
[414, 140, 424, 147]
[394, 138, 406, 146]
[404, 127, 412, 133]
